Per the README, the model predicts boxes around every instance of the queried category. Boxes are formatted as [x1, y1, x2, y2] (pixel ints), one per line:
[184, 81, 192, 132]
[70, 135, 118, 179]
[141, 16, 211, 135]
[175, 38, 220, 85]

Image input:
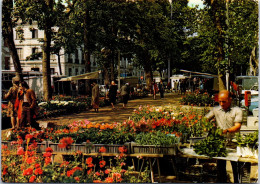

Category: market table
[48, 152, 164, 183]
[178, 148, 258, 183]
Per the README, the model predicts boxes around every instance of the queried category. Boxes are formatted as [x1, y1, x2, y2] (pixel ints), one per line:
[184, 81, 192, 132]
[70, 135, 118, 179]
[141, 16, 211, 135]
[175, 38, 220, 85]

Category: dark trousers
[217, 160, 249, 183]
[20, 105, 33, 128]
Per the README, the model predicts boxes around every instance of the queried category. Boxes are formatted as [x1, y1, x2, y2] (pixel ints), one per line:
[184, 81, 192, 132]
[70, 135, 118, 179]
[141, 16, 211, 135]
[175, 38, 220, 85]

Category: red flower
[95, 172, 101, 176]
[105, 177, 114, 183]
[105, 169, 111, 174]
[26, 157, 35, 164]
[99, 160, 106, 168]
[23, 168, 33, 176]
[17, 147, 24, 155]
[58, 137, 74, 149]
[120, 162, 126, 167]
[43, 152, 52, 157]
[112, 173, 122, 182]
[121, 169, 126, 173]
[99, 147, 106, 153]
[34, 163, 40, 168]
[86, 157, 93, 165]
[35, 168, 43, 175]
[118, 146, 127, 153]
[67, 170, 74, 177]
[87, 168, 93, 175]
[93, 180, 102, 183]
[45, 147, 53, 153]
[25, 134, 33, 140]
[45, 157, 52, 165]
[2, 145, 8, 150]
[2, 166, 8, 175]
[74, 176, 80, 181]
[60, 161, 70, 167]
[29, 175, 36, 183]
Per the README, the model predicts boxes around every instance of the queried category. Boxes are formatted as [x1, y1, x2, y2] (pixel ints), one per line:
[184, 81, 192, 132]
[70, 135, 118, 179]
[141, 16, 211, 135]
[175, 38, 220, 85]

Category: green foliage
[233, 131, 258, 149]
[180, 93, 213, 106]
[135, 131, 179, 146]
[194, 128, 227, 158]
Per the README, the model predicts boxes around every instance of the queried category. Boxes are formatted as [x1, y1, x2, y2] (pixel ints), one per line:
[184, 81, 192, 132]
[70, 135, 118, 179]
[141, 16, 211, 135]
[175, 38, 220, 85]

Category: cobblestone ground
[1, 92, 258, 183]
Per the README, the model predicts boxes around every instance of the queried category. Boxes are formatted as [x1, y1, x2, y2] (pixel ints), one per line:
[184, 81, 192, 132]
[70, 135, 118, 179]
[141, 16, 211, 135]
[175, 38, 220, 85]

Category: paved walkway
[38, 93, 182, 126]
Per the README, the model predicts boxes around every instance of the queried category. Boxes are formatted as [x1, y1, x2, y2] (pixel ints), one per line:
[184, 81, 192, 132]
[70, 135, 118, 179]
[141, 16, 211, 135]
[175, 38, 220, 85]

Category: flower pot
[90, 143, 130, 154]
[130, 142, 179, 155]
[48, 141, 90, 153]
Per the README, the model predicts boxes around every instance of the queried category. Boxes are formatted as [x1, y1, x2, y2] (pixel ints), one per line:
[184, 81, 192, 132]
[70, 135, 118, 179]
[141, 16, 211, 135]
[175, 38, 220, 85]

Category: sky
[188, 0, 205, 9]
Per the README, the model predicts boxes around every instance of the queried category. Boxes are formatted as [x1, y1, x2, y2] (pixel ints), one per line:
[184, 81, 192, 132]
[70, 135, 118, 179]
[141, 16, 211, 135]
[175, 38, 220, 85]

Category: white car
[241, 85, 258, 96]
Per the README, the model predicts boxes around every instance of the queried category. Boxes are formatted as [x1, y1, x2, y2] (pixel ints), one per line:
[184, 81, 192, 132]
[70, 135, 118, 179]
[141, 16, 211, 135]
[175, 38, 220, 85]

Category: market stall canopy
[180, 69, 218, 77]
[58, 70, 101, 81]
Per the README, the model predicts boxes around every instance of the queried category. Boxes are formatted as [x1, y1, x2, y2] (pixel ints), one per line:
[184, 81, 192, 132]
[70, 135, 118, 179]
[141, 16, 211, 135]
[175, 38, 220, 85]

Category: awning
[58, 70, 101, 81]
[180, 69, 218, 77]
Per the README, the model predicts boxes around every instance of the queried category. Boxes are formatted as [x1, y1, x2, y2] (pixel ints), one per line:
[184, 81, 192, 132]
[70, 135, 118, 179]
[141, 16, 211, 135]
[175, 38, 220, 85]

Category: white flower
[38, 102, 47, 106]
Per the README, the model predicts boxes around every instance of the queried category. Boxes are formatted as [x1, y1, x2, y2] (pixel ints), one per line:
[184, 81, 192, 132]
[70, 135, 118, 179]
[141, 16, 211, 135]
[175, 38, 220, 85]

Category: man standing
[15, 81, 37, 128]
[4, 77, 19, 129]
[205, 90, 242, 183]
[158, 80, 164, 98]
[120, 83, 130, 109]
[91, 81, 99, 112]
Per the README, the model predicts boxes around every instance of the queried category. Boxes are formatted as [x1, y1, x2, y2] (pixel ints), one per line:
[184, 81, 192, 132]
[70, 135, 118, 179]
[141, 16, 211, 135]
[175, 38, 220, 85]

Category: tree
[2, 0, 23, 81]
[131, 0, 186, 89]
[15, 0, 66, 101]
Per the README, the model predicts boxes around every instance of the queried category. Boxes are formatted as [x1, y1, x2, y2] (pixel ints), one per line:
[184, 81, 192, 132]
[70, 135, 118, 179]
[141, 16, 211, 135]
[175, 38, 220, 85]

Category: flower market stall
[1, 105, 258, 183]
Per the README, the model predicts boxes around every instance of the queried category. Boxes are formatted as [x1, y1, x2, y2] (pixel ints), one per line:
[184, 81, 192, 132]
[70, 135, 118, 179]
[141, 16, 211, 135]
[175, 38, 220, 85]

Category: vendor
[205, 90, 242, 183]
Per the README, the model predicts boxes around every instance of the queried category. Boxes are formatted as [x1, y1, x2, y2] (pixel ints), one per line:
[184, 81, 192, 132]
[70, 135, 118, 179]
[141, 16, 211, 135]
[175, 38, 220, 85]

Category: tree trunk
[57, 52, 62, 75]
[84, 8, 91, 95]
[143, 51, 153, 91]
[110, 51, 115, 82]
[249, 46, 258, 76]
[103, 64, 110, 85]
[210, 0, 227, 91]
[2, 0, 23, 81]
[42, 26, 52, 101]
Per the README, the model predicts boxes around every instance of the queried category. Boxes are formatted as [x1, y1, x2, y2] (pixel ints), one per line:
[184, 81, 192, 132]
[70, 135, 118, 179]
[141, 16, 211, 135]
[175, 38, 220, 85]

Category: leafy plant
[233, 131, 258, 149]
[194, 128, 227, 158]
[135, 131, 179, 146]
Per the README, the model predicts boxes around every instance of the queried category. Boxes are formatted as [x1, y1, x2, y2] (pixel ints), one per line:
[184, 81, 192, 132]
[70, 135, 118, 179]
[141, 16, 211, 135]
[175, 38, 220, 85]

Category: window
[32, 47, 38, 54]
[75, 68, 78, 75]
[51, 68, 55, 75]
[4, 57, 10, 70]
[31, 29, 38, 39]
[81, 69, 85, 74]
[69, 68, 72, 76]
[75, 50, 79, 63]
[17, 48, 23, 60]
[68, 54, 73, 63]
[31, 68, 39, 71]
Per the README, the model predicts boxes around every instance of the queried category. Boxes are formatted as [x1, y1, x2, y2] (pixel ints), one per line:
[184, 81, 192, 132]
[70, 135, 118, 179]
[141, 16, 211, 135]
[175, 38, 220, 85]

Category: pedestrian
[152, 80, 158, 100]
[158, 80, 164, 98]
[205, 90, 242, 183]
[4, 77, 19, 129]
[15, 81, 37, 129]
[108, 81, 117, 110]
[120, 83, 130, 109]
[91, 81, 99, 112]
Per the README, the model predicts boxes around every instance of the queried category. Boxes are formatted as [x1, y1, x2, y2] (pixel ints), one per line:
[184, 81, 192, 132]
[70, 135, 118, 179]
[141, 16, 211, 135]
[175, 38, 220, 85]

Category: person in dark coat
[4, 77, 19, 129]
[120, 83, 130, 108]
[108, 81, 117, 110]
[91, 81, 99, 112]
[158, 80, 164, 98]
